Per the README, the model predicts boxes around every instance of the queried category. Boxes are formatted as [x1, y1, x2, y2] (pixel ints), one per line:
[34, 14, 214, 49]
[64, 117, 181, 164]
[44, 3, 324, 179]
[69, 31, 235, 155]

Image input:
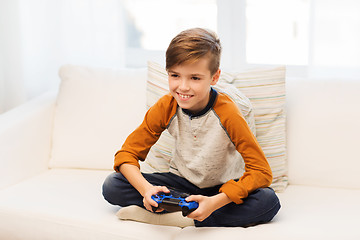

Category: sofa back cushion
[287, 79, 360, 189]
[49, 65, 147, 170]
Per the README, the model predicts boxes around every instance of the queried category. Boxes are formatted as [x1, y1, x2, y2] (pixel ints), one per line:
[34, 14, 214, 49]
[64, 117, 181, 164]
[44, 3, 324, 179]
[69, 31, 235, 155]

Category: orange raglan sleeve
[215, 94, 273, 204]
[113, 94, 178, 172]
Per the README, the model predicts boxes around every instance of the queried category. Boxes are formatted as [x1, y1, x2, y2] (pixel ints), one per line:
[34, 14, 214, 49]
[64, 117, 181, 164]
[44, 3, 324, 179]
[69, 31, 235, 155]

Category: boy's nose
[179, 79, 190, 91]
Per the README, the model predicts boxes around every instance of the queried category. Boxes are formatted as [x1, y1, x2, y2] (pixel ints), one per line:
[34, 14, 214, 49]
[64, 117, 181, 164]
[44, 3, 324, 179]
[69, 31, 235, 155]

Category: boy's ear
[211, 69, 221, 85]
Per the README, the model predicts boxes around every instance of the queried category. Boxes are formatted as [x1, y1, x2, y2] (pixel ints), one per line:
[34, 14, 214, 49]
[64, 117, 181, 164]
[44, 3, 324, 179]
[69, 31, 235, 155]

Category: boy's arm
[113, 94, 177, 171]
[219, 117, 272, 204]
[214, 97, 273, 204]
[113, 94, 177, 210]
[119, 164, 153, 196]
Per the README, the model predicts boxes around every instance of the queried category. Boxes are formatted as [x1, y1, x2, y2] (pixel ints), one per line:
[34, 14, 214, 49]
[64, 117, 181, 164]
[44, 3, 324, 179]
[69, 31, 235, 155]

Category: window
[246, 0, 309, 65]
[123, 0, 217, 67]
[311, 0, 360, 67]
[124, 0, 217, 51]
[123, 0, 360, 79]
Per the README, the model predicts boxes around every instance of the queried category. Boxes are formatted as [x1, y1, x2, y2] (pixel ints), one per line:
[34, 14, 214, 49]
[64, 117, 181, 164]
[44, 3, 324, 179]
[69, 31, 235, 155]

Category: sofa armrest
[0, 91, 57, 189]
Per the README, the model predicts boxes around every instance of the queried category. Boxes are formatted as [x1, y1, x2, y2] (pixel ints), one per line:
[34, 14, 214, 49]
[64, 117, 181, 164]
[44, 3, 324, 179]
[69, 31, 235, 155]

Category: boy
[102, 28, 280, 227]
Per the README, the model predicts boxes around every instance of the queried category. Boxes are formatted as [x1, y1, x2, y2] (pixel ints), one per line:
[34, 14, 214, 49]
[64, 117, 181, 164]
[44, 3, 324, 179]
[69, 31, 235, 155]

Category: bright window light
[123, 0, 217, 51]
[312, 0, 360, 67]
[246, 0, 310, 65]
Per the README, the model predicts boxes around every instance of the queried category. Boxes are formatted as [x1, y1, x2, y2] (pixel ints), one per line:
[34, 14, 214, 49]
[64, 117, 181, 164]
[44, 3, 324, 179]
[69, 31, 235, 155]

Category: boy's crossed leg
[102, 172, 280, 228]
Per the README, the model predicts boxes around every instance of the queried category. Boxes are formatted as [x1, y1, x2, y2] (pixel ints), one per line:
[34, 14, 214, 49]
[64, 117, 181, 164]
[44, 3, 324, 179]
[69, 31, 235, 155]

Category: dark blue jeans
[102, 172, 280, 227]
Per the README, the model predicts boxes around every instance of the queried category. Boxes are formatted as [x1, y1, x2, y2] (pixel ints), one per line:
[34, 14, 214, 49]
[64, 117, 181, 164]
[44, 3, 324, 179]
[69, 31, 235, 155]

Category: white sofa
[1, 64, 360, 240]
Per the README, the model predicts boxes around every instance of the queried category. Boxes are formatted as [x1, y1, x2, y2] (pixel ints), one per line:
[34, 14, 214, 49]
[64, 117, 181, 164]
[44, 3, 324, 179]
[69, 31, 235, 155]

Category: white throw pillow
[50, 65, 147, 170]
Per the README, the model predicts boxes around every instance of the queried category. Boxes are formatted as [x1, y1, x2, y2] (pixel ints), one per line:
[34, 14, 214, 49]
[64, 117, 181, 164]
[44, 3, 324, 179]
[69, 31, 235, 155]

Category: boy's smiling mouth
[177, 93, 193, 100]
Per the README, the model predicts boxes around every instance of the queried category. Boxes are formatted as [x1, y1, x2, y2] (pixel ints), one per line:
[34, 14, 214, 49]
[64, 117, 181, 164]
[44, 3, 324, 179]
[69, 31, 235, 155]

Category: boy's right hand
[142, 185, 170, 212]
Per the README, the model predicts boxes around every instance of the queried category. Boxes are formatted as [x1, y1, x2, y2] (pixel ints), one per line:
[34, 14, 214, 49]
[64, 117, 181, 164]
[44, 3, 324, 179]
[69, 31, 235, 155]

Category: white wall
[0, 0, 26, 113]
[0, 0, 127, 114]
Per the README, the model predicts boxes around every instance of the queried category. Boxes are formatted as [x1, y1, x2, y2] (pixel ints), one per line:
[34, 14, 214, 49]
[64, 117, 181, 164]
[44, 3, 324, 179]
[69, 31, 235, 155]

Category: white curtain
[0, 0, 126, 114]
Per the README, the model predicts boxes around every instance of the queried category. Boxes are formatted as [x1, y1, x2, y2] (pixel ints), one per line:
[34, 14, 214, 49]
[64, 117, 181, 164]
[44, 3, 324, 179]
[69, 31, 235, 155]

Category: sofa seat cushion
[174, 185, 360, 240]
[1, 170, 359, 239]
[0, 169, 181, 240]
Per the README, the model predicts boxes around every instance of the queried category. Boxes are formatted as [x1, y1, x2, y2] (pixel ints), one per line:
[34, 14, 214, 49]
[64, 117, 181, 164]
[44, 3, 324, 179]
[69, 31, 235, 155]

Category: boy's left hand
[185, 195, 215, 222]
[185, 193, 232, 222]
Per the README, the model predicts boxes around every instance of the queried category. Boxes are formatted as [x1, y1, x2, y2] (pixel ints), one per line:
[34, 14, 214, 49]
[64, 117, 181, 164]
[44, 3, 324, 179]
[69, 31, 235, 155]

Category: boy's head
[166, 28, 221, 76]
[166, 28, 222, 114]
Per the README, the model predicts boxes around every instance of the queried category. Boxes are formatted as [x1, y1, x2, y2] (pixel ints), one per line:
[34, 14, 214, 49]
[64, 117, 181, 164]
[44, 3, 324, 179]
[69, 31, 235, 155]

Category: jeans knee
[266, 188, 280, 205]
[102, 172, 121, 204]
[258, 187, 281, 219]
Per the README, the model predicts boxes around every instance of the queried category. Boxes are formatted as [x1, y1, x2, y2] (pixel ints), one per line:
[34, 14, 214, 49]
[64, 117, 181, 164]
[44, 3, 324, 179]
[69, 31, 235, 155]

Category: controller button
[182, 206, 190, 217]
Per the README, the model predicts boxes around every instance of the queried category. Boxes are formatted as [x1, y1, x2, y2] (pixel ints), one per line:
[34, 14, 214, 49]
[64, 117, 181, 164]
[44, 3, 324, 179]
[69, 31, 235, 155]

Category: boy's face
[168, 57, 220, 114]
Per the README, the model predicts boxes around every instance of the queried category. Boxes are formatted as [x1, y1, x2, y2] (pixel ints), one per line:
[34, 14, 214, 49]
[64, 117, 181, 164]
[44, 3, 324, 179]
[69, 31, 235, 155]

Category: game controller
[151, 189, 199, 217]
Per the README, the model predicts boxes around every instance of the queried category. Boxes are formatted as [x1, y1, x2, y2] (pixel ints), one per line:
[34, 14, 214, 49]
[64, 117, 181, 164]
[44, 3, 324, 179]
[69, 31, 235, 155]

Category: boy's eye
[170, 74, 179, 78]
[192, 76, 200, 80]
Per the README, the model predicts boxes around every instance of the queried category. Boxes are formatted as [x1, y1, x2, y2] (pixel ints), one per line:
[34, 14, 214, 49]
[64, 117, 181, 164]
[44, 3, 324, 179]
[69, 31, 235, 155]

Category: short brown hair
[166, 28, 221, 76]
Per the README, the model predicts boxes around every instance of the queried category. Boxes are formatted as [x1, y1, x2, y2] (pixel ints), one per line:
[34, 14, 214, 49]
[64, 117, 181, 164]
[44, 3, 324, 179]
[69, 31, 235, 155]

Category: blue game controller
[151, 189, 199, 217]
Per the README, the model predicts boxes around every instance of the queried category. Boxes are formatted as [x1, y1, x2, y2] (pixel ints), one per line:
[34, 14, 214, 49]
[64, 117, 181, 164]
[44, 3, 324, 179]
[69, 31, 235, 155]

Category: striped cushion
[220, 67, 287, 192]
[141, 61, 287, 192]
